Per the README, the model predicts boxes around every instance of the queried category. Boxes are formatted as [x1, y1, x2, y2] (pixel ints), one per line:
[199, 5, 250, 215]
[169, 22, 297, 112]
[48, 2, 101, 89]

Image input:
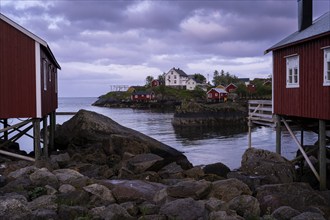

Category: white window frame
[43, 59, 47, 91]
[286, 55, 299, 88]
[323, 48, 330, 86]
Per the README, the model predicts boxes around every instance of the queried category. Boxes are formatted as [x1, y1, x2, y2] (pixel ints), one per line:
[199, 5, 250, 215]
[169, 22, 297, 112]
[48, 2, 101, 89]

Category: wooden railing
[248, 100, 274, 127]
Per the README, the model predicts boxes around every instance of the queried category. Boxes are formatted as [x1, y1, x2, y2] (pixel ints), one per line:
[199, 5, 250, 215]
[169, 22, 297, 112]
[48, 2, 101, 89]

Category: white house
[164, 68, 189, 88]
[186, 77, 197, 90]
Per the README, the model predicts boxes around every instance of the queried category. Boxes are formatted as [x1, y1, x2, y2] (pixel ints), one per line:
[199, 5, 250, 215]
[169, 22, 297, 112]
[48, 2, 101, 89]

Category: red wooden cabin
[265, 4, 329, 120]
[265, 0, 329, 190]
[207, 88, 228, 102]
[151, 79, 161, 87]
[247, 84, 256, 94]
[225, 83, 238, 93]
[131, 91, 155, 102]
[0, 14, 61, 119]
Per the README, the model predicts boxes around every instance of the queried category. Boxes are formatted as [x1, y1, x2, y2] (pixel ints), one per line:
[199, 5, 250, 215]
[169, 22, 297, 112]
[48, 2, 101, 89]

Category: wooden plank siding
[0, 19, 36, 118]
[273, 34, 330, 120]
[40, 48, 58, 117]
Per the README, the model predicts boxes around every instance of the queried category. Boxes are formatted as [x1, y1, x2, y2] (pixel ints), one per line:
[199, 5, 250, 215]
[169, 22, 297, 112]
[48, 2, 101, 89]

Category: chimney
[298, 0, 313, 32]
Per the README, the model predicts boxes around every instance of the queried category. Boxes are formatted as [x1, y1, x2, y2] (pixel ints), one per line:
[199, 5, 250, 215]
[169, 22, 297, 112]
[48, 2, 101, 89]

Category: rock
[256, 182, 329, 215]
[291, 212, 326, 220]
[0, 175, 33, 194]
[126, 153, 163, 173]
[204, 197, 226, 212]
[241, 148, 296, 184]
[209, 210, 244, 220]
[159, 197, 206, 220]
[50, 152, 71, 167]
[58, 205, 88, 220]
[45, 185, 58, 195]
[54, 110, 192, 169]
[53, 168, 88, 188]
[271, 206, 301, 220]
[227, 171, 264, 192]
[31, 209, 58, 220]
[183, 166, 204, 179]
[203, 162, 231, 178]
[138, 214, 166, 220]
[57, 190, 90, 206]
[208, 178, 252, 202]
[158, 162, 184, 179]
[109, 180, 166, 203]
[99, 204, 135, 220]
[0, 175, 6, 187]
[59, 184, 76, 193]
[28, 195, 57, 211]
[121, 202, 139, 216]
[83, 183, 116, 205]
[7, 165, 37, 179]
[138, 201, 160, 215]
[0, 196, 31, 220]
[29, 168, 59, 188]
[166, 179, 211, 199]
[227, 195, 260, 219]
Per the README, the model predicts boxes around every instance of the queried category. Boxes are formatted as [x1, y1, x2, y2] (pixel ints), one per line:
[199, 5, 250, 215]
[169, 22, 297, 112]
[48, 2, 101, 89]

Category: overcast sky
[1, 0, 329, 97]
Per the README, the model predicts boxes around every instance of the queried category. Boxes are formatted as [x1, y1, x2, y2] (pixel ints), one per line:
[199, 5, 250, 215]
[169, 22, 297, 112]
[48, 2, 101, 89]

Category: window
[174, 80, 177, 84]
[208, 93, 212, 98]
[286, 55, 299, 88]
[324, 48, 330, 86]
[43, 59, 47, 91]
[215, 93, 218, 96]
[48, 65, 52, 82]
[174, 75, 177, 79]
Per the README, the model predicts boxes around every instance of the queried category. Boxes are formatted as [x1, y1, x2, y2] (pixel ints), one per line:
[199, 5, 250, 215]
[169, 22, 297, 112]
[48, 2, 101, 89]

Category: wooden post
[319, 120, 326, 190]
[248, 119, 252, 148]
[300, 128, 304, 148]
[49, 111, 56, 153]
[43, 116, 48, 158]
[4, 119, 8, 141]
[275, 115, 281, 155]
[33, 118, 41, 160]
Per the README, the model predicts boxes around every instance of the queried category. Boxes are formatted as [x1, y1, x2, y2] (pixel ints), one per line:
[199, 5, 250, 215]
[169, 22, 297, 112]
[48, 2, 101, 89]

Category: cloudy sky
[1, 0, 329, 97]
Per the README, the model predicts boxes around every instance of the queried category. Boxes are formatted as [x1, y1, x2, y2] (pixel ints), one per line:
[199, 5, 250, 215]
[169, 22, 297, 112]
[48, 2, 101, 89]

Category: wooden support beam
[4, 119, 8, 141]
[0, 125, 33, 149]
[49, 111, 55, 152]
[0, 119, 32, 133]
[248, 119, 252, 148]
[275, 115, 281, 155]
[282, 118, 320, 181]
[33, 118, 41, 160]
[0, 150, 35, 162]
[319, 120, 327, 190]
[43, 116, 48, 158]
[0, 120, 43, 143]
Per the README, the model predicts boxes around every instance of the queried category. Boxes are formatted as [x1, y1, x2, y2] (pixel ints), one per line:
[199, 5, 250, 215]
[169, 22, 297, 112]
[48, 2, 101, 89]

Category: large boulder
[166, 179, 211, 200]
[256, 182, 330, 216]
[55, 110, 192, 169]
[241, 147, 296, 184]
[227, 195, 260, 219]
[0, 196, 31, 220]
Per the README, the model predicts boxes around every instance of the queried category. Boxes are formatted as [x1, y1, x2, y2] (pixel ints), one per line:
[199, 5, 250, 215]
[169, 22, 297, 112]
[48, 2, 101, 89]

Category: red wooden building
[265, 0, 329, 189]
[207, 88, 228, 102]
[131, 91, 155, 102]
[0, 14, 61, 160]
[225, 83, 238, 93]
[0, 14, 61, 119]
[151, 79, 161, 87]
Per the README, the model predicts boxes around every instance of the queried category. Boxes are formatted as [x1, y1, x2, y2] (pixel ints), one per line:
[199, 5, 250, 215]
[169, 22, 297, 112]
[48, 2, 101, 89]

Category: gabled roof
[226, 83, 238, 88]
[0, 13, 61, 69]
[207, 88, 227, 94]
[265, 11, 330, 54]
[173, 68, 188, 77]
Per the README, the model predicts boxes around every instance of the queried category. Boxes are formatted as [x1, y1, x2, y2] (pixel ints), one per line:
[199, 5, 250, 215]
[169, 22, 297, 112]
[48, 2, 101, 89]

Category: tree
[193, 73, 206, 83]
[145, 75, 154, 87]
[212, 69, 240, 86]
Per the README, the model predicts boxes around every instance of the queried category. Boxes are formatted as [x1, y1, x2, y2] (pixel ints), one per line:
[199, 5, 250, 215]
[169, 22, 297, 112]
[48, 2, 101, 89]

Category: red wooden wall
[0, 19, 36, 118]
[273, 34, 330, 120]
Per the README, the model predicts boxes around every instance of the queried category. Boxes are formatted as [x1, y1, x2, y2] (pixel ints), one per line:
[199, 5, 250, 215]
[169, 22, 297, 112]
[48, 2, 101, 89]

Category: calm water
[55, 97, 318, 169]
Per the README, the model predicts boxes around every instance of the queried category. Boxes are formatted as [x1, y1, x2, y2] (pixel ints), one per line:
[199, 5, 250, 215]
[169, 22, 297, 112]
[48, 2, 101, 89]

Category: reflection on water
[14, 97, 319, 170]
[173, 125, 248, 140]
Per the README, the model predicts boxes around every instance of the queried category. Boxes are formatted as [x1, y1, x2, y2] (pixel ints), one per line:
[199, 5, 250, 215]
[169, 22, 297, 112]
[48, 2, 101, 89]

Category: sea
[16, 97, 319, 170]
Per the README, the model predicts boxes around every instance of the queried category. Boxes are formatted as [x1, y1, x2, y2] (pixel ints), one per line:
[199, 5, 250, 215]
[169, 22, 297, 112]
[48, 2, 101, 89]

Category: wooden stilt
[49, 111, 55, 152]
[319, 120, 326, 190]
[248, 119, 252, 148]
[275, 115, 281, 155]
[4, 119, 8, 141]
[33, 118, 41, 160]
[43, 116, 48, 157]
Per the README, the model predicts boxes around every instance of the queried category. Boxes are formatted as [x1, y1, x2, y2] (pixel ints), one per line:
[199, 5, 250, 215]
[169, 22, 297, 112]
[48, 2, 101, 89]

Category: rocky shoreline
[0, 110, 329, 220]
